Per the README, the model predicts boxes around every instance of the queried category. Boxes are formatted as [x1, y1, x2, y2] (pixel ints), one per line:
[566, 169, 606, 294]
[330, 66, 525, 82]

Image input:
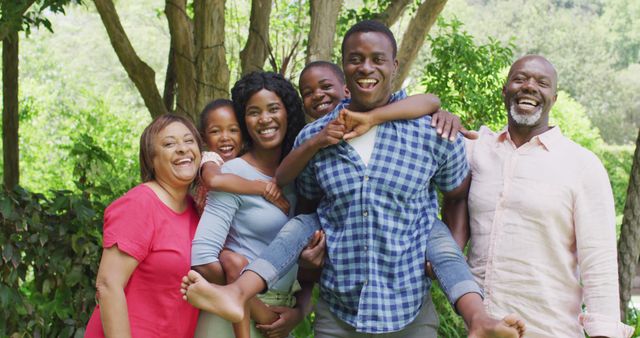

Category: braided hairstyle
[231, 72, 305, 161]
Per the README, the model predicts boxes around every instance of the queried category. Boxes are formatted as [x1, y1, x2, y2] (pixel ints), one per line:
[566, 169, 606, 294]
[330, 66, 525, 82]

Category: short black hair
[299, 61, 345, 87]
[341, 20, 397, 59]
[231, 72, 305, 160]
[198, 98, 234, 138]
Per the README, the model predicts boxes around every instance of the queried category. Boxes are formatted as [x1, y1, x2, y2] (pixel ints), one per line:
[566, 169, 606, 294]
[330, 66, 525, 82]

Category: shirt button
[364, 175, 369, 181]
[363, 211, 368, 217]
[364, 245, 368, 251]
[363, 279, 368, 285]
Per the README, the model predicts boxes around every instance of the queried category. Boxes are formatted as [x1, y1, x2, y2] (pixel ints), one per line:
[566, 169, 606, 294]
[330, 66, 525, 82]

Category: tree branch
[194, 0, 229, 116]
[163, 47, 177, 112]
[372, 0, 411, 27]
[240, 0, 272, 75]
[165, 0, 197, 119]
[306, 0, 343, 63]
[3, 32, 20, 189]
[93, 0, 167, 119]
[618, 127, 640, 319]
[0, 0, 36, 41]
[393, 0, 447, 91]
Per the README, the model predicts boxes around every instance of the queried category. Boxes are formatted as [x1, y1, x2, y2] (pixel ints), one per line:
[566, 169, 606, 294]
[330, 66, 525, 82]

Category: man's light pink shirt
[466, 126, 633, 338]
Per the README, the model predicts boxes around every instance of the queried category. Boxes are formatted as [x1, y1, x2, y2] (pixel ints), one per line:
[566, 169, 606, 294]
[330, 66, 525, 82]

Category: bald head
[507, 55, 558, 91]
[503, 55, 558, 127]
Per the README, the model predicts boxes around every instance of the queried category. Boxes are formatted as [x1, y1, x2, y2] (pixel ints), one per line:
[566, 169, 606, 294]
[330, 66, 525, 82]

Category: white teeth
[219, 146, 233, 152]
[259, 128, 276, 135]
[176, 158, 192, 165]
[357, 79, 377, 84]
[518, 99, 538, 106]
[316, 103, 330, 110]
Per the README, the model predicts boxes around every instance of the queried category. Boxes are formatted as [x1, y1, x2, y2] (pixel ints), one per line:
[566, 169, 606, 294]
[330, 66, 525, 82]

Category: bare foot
[180, 270, 245, 323]
[468, 314, 521, 338]
[502, 313, 526, 337]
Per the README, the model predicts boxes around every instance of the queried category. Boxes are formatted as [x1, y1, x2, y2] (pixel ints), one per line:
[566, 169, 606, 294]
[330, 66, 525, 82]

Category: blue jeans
[245, 213, 482, 307]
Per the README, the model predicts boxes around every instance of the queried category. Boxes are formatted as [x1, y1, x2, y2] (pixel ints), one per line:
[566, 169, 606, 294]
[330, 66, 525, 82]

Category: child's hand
[262, 180, 282, 201]
[313, 118, 346, 148]
[263, 180, 290, 214]
[299, 230, 326, 269]
[340, 109, 374, 140]
[431, 109, 462, 141]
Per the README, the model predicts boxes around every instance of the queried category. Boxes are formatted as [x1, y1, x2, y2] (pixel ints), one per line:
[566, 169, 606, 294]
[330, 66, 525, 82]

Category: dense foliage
[421, 18, 513, 131]
[0, 185, 103, 337]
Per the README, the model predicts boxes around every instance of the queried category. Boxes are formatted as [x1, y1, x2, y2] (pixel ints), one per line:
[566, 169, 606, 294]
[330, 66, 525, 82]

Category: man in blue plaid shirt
[180, 20, 523, 338]
[290, 21, 521, 337]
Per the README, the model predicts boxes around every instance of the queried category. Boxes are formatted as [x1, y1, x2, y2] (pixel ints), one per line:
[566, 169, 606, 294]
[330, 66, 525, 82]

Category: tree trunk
[392, 0, 447, 91]
[165, 0, 197, 120]
[163, 47, 177, 112]
[94, 0, 167, 119]
[194, 0, 230, 116]
[3, 31, 19, 190]
[373, 0, 412, 27]
[240, 0, 272, 75]
[0, 0, 36, 42]
[618, 127, 640, 320]
[306, 0, 343, 64]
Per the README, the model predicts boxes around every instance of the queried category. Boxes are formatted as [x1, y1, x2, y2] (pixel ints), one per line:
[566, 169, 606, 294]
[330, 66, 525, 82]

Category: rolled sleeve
[575, 155, 632, 338]
[580, 313, 634, 338]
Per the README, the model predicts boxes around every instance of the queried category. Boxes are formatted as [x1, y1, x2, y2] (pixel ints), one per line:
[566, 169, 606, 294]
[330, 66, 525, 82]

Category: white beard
[509, 102, 542, 126]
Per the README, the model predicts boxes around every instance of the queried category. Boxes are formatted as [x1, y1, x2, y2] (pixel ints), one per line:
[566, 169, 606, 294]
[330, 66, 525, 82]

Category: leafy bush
[421, 17, 514, 131]
[0, 185, 103, 337]
[0, 129, 126, 337]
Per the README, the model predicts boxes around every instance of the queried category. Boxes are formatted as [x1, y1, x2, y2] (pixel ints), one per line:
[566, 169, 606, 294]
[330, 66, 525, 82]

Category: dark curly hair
[231, 72, 305, 161]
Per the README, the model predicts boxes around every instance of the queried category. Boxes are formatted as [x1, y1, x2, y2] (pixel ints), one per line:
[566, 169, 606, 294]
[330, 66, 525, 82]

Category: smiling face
[152, 121, 201, 187]
[503, 56, 558, 127]
[244, 89, 288, 151]
[203, 105, 242, 161]
[299, 66, 349, 119]
[342, 31, 398, 112]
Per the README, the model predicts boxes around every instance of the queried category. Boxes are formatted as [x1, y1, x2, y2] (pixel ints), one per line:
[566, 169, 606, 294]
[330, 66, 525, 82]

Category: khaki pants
[314, 294, 439, 338]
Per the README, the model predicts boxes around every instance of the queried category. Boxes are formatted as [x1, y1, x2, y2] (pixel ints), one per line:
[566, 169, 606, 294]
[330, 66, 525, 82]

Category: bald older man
[458, 55, 633, 338]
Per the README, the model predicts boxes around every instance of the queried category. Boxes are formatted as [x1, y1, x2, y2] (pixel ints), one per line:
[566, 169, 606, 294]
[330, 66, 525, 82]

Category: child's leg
[426, 219, 482, 305]
[220, 249, 250, 283]
[219, 250, 251, 338]
[427, 219, 525, 337]
[180, 214, 320, 323]
[220, 251, 280, 325]
[244, 213, 321, 288]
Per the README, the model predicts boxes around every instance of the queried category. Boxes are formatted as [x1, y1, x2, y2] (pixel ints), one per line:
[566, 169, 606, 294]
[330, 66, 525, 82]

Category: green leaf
[2, 244, 13, 263]
[66, 266, 82, 287]
[42, 279, 52, 296]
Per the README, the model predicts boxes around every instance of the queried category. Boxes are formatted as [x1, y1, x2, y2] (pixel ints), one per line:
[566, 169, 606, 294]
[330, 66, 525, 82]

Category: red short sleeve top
[84, 184, 199, 338]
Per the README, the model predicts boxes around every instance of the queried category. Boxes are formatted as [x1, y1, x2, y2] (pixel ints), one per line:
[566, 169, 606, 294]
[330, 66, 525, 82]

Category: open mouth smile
[515, 96, 541, 112]
[174, 157, 194, 167]
[356, 78, 379, 90]
[258, 127, 278, 137]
